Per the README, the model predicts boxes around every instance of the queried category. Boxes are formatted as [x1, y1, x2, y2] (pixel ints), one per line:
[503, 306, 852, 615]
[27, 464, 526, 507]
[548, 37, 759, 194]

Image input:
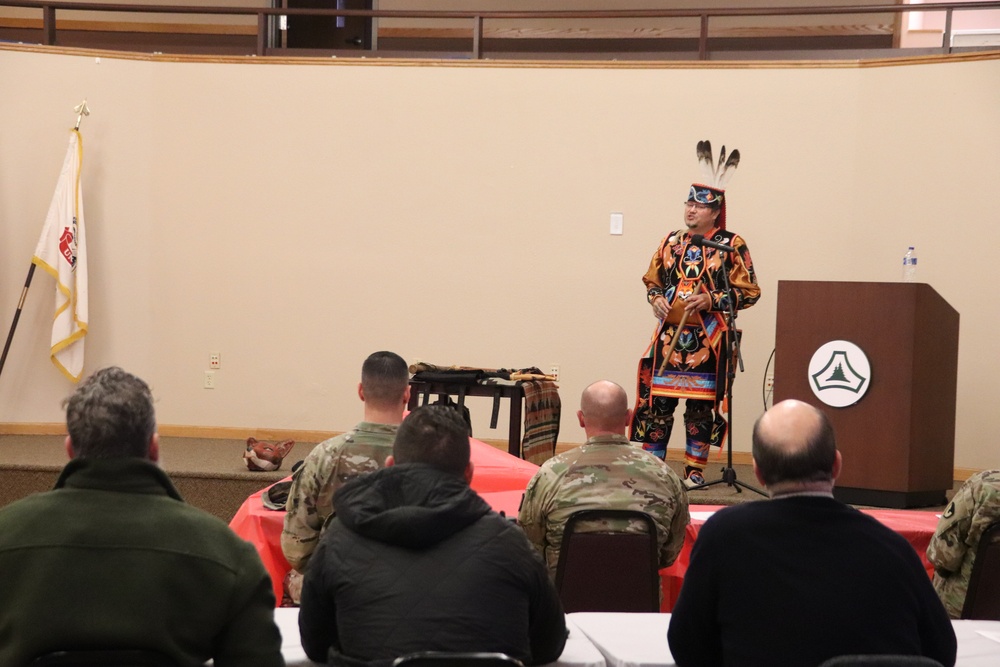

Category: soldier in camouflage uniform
[281, 351, 410, 575]
[927, 469, 1000, 618]
[518, 380, 690, 576]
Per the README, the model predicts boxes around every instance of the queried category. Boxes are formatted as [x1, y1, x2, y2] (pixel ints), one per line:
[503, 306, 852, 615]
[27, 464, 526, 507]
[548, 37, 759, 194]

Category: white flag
[31, 129, 88, 382]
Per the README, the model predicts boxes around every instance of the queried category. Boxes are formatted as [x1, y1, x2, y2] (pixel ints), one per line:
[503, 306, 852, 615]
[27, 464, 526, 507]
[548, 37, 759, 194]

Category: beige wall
[1, 46, 998, 471]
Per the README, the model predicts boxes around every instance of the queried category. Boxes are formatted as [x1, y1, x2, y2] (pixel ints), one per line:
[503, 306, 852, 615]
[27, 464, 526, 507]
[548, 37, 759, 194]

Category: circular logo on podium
[807, 340, 871, 408]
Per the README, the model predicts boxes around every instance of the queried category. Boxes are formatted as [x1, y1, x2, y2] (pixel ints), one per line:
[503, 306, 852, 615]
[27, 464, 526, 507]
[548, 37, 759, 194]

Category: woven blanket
[520, 380, 561, 465]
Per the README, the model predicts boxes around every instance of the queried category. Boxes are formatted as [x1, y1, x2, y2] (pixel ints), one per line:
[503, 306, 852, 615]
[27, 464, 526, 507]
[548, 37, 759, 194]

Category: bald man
[667, 400, 956, 667]
[518, 380, 689, 577]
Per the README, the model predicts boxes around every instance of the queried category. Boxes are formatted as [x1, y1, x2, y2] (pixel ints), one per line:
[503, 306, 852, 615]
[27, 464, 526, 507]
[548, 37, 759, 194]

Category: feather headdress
[695, 139, 741, 190]
[689, 139, 742, 230]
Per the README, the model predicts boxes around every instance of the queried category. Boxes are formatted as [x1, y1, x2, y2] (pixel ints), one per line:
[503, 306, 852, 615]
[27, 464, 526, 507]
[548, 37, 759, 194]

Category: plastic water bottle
[902, 246, 918, 282]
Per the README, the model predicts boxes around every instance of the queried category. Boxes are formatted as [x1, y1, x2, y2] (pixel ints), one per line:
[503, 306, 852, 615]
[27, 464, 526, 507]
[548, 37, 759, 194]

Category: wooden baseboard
[0, 422, 66, 436]
[953, 467, 984, 483]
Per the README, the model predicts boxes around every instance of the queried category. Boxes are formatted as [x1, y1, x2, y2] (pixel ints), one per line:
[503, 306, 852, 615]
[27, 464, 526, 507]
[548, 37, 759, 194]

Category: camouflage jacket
[280, 422, 397, 573]
[517, 434, 690, 576]
[926, 469, 1000, 618]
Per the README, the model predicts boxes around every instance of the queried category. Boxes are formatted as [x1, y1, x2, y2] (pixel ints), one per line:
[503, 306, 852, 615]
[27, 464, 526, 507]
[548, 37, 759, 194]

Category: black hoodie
[299, 463, 567, 667]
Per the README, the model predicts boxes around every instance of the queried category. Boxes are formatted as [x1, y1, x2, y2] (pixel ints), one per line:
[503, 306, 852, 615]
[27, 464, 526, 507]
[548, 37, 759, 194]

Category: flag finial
[73, 100, 90, 130]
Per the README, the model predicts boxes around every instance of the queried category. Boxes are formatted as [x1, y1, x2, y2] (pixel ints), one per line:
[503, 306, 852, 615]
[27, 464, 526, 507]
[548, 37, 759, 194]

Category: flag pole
[0, 265, 38, 380]
[0, 101, 89, 383]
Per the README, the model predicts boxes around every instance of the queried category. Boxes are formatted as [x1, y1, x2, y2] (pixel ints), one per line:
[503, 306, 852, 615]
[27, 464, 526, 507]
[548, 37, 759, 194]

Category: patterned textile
[927, 469, 1000, 618]
[631, 226, 759, 465]
[408, 364, 560, 463]
[520, 380, 561, 465]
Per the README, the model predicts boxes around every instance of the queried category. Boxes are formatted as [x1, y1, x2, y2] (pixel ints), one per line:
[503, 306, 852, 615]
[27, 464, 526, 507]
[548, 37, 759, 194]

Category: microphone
[691, 234, 735, 253]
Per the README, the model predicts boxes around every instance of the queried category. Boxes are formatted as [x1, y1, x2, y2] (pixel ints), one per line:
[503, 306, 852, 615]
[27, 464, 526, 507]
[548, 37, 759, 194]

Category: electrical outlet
[548, 365, 560, 382]
[765, 375, 774, 393]
[204, 370, 216, 389]
[209, 352, 221, 369]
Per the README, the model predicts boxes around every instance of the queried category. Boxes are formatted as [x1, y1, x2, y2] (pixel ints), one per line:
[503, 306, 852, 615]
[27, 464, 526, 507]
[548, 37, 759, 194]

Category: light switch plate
[610, 212, 624, 235]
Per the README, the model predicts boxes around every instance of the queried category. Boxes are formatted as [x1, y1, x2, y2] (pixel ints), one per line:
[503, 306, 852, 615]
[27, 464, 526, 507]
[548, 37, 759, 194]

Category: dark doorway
[286, 0, 372, 50]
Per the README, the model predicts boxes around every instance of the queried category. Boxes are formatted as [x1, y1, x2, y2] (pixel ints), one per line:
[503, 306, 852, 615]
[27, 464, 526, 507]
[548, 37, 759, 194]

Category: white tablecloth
[274, 607, 316, 666]
[569, 612, 674, 667]
[953, 619, 1000, 666]
[274, 608, 606, 667]
[545, 619, 607, 667]
[568, 612, 1000, 667]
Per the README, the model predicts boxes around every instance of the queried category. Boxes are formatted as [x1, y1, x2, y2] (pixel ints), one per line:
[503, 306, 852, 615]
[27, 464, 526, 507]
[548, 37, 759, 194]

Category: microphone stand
[691, 247, 766, 497]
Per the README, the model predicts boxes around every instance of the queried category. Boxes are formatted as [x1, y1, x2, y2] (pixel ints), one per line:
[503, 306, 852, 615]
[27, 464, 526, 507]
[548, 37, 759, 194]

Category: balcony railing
[1, 1, 999, 61]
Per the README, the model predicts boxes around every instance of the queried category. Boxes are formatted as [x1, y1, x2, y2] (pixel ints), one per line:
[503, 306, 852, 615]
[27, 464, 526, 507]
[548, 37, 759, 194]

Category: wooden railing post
[257, 11, 267, 56]
[699, 14, 709, 60]
[42, 4, 55, 45]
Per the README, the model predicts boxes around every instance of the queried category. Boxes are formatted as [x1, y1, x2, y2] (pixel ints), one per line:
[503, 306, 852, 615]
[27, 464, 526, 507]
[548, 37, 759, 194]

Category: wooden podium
[774, 281, 959, 508]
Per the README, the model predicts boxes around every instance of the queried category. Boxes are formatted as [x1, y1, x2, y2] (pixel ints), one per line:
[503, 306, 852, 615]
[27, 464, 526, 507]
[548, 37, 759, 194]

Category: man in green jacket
[0, 366, 284, 667]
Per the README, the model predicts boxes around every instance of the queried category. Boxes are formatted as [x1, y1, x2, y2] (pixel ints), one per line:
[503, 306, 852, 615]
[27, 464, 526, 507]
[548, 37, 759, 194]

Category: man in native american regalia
[630, 140, 760, 488]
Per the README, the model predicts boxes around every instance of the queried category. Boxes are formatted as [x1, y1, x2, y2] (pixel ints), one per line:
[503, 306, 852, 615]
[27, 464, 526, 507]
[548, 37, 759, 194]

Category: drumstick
[658, 309, 691, 372]
[658, 276, 703, 372]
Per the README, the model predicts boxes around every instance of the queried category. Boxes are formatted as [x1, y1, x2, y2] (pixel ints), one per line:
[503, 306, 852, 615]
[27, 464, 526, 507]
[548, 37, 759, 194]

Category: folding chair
[960, 519, 1000, 620]
[392, 651, 524, 667]
[554, 508, 660, 613]
[30, 650, 177, 666]
[818, 655, 945, 667]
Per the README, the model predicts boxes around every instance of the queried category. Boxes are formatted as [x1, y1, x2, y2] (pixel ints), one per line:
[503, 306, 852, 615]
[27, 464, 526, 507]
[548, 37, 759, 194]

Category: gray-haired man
[0, 367, 283, 667]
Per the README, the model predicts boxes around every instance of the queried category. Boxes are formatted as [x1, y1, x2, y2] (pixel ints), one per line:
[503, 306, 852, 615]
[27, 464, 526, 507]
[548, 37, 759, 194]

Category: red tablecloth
[658, 504, 941, 611]
[232, 455, 941, 610]
[229, 438, 539, 603]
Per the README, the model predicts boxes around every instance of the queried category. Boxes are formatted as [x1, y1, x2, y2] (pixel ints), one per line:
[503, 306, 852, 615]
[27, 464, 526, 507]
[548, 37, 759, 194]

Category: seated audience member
[298, 405, 567, 667]
[667, 399, 957, 667]
[0, 367, 282, 667]
[518, 380, 690, 576]
[927, 468, 1000, 618]
[282, 350, 409, 574]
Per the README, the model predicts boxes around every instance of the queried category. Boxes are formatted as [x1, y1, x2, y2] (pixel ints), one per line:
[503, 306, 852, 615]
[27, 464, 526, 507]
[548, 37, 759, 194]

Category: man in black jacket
[299, 405, 567, 667]
[667, 399, 957, 667]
